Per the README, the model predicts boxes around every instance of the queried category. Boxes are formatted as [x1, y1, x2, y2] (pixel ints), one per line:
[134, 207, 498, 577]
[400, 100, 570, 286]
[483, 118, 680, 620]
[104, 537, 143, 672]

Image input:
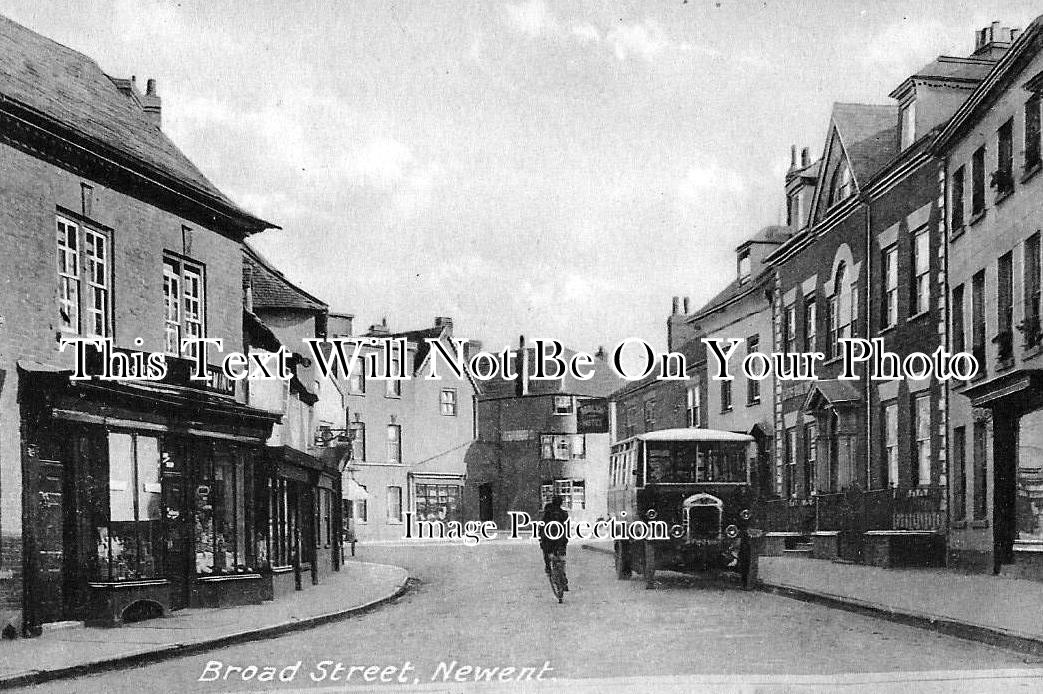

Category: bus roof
[613, 428, 755, 445]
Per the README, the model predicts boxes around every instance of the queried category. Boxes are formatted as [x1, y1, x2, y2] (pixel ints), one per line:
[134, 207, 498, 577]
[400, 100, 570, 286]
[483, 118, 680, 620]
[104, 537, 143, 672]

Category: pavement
[582, 542, 1043, 657]
[0, 559, 409, 690]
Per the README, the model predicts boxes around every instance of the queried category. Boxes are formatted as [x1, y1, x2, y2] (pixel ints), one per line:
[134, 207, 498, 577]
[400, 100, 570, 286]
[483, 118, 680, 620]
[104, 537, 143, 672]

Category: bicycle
[547, 550, 568, 603]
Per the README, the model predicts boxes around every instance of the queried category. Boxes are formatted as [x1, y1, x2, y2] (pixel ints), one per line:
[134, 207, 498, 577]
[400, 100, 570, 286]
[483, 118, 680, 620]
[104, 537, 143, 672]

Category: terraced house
[936, 19, 1043, 579]
[0, 15, 283, 633]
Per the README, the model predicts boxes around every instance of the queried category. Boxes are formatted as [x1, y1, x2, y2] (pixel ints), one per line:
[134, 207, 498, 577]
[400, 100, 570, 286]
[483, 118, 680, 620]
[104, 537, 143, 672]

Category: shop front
[965, 370, 1043, 578]
[18, 364, 279, 629]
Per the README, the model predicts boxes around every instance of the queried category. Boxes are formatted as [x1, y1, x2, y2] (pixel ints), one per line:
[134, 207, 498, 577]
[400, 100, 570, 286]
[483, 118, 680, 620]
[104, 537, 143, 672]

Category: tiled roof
[832, 102, 899, 185]
[380, 326, 445, 373]
[743, 224, 794, 246]
[0, 13, 269, 229]
[243, 243, 327, 312]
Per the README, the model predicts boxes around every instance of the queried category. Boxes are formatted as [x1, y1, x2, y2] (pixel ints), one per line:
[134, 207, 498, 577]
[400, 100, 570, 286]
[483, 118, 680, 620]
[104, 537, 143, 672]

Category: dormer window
[737, 249, 751, 283]
[900, 101, 916, 150]
[828, 163, 853, 207]
[786, 192, 802, 228]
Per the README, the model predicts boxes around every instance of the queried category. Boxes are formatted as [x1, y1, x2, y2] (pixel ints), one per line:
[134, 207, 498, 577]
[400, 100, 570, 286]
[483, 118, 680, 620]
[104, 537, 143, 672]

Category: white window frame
[163, 254, 205, 357]
[686, 386, 700, 428]
[912, 227, 930, 316]
[883, 245, 898, 328]
[57, 215, 112, 337]
[914, 395, 931, 486]
[386, 486, 403, 523]
[884, 401, 898, 488]
[440, 388, 458, 416]
[386, 424, 402, 464]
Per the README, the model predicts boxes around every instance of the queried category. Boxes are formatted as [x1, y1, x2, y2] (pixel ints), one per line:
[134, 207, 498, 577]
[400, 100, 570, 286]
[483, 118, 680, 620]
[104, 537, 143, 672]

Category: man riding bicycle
[540, 495, 569, 592]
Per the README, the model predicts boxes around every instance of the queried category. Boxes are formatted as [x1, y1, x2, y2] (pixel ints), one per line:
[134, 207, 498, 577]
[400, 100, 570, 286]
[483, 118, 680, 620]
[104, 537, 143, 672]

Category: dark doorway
[478, 483, 493, 522]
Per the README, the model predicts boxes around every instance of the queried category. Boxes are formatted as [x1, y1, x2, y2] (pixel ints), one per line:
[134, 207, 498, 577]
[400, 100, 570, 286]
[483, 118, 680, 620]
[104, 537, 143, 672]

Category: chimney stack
[790, 145, 797, 170]
[672, 296, 681, 315]
[683, 296, 690, 313]
[801, 147, 810, 168]
[972, 22, 1020, 58]
[595, 345, 607, 361]
[142, 77, 162, 127]
[368, 317, 390, 337]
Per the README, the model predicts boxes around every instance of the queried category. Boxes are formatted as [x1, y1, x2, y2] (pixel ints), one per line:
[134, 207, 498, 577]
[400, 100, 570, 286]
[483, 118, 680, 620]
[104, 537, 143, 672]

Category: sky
[2, 0, 1041, 356]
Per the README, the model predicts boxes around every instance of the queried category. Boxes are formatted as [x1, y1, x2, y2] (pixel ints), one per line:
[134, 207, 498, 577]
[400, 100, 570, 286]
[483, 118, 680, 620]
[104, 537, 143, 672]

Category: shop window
[56, 215, 111, 337]
[440, 388, 458, 416]
[415, 484, 462, 523]
[314, 488, 332, 548]
[163, 254, 205, 357]
[98, 433, 162, 581]
[387, 486, 403, 522]
[541, 479, 586, 510]
[268, 477, 300, 568]
[1017, 410, 1043, 541]
[196, 447, 249, 575]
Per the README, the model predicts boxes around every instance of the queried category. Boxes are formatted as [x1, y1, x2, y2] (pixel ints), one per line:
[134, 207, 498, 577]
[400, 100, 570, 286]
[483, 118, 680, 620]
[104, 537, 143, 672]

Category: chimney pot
[790, 145, 797, 168]
[672, 296, 680, 315]
[146, 78, 157, 96]
[683, 296, 690, 313]
[801, 147, 810, 167]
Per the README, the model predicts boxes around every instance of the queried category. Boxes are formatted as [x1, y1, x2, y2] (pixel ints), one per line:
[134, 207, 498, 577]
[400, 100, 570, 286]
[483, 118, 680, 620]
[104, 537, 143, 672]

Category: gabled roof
[0, 13, 273, 232]
[803, 380, 862, 412]
[243, 243, 327, 313]
[831, 103, 899, 184]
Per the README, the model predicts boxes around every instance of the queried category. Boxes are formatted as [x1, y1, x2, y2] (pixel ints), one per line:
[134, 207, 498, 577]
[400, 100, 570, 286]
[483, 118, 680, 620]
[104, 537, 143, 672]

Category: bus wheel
[614, 541, 632, 579]
[644, 542, 656, 589]
[739, 536, 758, 590]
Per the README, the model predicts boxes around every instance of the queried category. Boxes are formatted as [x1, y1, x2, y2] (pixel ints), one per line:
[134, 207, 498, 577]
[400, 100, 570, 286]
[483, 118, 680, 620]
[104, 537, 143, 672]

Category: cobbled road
[21, 542, 1043, 693]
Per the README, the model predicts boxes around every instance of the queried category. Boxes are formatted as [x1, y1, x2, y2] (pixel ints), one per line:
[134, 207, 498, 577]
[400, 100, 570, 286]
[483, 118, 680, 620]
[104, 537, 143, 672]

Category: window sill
[994, 188, 1014, 206]
[348, 392, 366, 397]
[969, 209, 986, 226]
[440, 412, 458, 417]
[906, 310, 931, 324]
[951, 520, 968, 530]
[822, 355, 844, 367]
[970, 519, 990, 529]
[996, 358, 1015, 374]
[720, 407, 733, 414]
[949, 224, 966, 242]
[1023, 162, 1042, 184]
[384, 393, 402, 399]
[877, 324, 896, 336]
[387, 520, 404, 526]
[1023, 343, 1043, 361]
[197, 573, 262, 582]
[88, 579, 169, 589]
[746, 398, 761, 407]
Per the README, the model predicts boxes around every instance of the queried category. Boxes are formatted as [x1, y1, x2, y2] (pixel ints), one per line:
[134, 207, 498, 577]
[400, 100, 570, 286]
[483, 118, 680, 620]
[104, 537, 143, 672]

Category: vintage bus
[608, 428, 760, 589]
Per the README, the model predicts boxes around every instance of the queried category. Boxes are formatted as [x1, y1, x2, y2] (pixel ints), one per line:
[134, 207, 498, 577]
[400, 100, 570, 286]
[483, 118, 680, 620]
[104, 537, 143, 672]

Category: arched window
[829, 163, 853, 206]
[828, 262, 853, 357]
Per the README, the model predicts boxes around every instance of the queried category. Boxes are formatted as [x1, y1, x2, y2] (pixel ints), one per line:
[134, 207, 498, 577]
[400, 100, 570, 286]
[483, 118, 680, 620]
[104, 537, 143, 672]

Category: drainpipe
[864, 197, 873, 491]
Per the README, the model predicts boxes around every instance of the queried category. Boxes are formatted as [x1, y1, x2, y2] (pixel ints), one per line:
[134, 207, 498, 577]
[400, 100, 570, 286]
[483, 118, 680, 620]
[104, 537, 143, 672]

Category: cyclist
[540, 495, 569, 592]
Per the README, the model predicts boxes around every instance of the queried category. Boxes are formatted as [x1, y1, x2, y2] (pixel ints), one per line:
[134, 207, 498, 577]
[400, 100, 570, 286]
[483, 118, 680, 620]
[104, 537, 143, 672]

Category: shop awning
[343, 478, 369, 500]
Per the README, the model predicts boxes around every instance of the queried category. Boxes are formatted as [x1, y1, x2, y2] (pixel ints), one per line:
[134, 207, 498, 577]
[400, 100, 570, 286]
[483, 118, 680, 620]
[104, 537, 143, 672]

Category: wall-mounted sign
[577, 398, 609, 434]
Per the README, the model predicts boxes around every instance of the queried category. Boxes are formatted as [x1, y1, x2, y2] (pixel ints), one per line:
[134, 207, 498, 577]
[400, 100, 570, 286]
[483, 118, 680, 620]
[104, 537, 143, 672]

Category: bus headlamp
[740, 508, 752, 521]
[725, 524, 739, 539]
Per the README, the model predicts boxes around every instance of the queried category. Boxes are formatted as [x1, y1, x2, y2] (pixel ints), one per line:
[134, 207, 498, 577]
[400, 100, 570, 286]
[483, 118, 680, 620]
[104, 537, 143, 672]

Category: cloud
[503, 0, 559, 38]
[570, 23, 601, 44]
[606, 20, 670, 62]
[677, 162, 746, 201]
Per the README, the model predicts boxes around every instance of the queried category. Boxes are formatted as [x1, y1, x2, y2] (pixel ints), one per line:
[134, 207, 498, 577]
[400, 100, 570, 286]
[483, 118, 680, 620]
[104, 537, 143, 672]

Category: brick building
[243, 244, 346, 596]
[331, 318, 480, 542]
[763, 27, 1001, 565]
[470, 344, 621, 528]
[0, 15, 281, 632]
[935, 20, 1043, 577]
